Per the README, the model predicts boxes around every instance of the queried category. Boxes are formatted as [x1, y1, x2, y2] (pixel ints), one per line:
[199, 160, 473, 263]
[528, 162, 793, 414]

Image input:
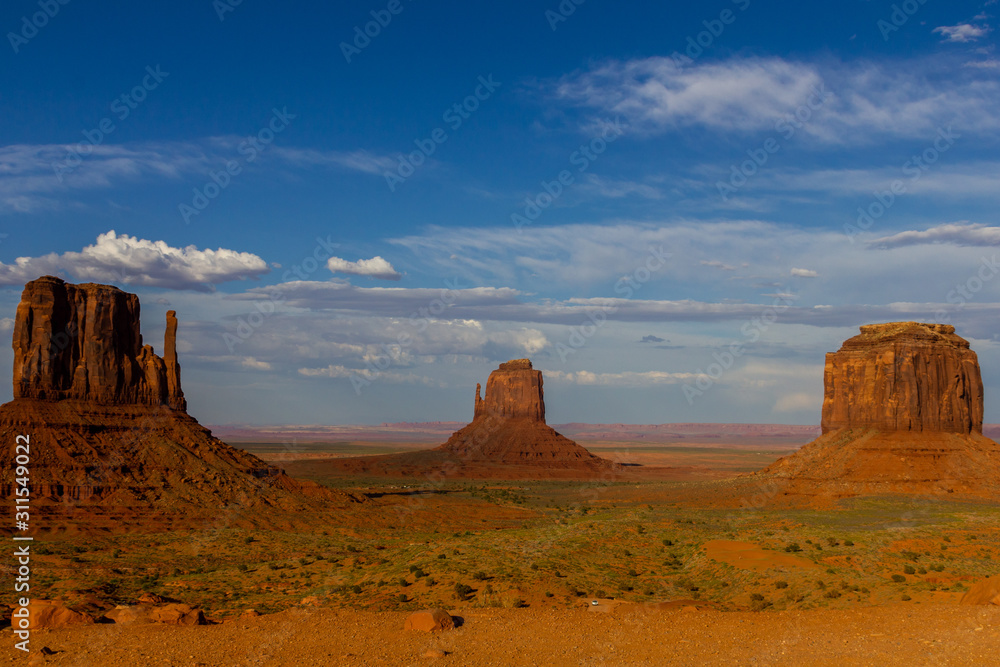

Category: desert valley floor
[6, 424, 1000, 665]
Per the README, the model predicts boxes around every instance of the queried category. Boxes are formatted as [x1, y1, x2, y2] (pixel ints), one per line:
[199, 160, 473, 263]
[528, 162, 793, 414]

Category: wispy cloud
[868, 222, 1000, 248]
[701, 260, 738, 271]
[0, 139, 396, 214]
[790, 267, 818, 277]
[545, 369, 709, 386]
[934, 23, 990, 43]
[546, 55, 1000, 142]
[298, 364, 442, 387]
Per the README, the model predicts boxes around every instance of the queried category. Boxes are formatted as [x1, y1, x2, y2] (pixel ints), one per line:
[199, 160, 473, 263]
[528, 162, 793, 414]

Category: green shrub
[891, 574, 906, 583]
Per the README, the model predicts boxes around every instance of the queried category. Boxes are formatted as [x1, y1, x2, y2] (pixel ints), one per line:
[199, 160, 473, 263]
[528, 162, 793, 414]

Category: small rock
[26, 601, 94, 629]
[404, 609, 454, 633]
[424, 648, 447, 659]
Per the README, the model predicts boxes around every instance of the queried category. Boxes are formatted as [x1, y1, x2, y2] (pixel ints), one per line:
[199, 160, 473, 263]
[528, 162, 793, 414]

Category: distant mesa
[0, 276, 355, 531]
[746, 322, 1000, 503]
[327, 359, 618, 479]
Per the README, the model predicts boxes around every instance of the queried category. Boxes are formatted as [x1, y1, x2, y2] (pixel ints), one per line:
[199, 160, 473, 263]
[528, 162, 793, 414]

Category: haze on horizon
[1, 0, 999, 426]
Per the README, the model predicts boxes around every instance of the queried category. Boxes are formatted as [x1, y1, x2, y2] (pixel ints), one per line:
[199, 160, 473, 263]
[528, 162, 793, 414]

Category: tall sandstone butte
[440, 358, 605, 466]
[473, 358, 545, 421]
[821, 322, 982, 434]
[13, 276, 186, 411]
[329, 359, 616, 478]
[0, 276, 353, 530]
[747, 322, 1000, 503]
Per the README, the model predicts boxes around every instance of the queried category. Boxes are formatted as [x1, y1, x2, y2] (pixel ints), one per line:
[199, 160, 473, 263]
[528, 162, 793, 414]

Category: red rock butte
[0, 276, 355, 531]
[821, 322, 983, 434]
[13, 275, 187, 410]
[745, 322, 1000, 503]
[327, 359, 618, 479]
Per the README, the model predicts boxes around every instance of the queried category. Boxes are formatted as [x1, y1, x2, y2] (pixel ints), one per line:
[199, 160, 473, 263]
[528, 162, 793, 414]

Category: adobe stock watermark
[555, 245, 670, 362]
[223, 235, 338, 352]
[716, 83, 832, 201]
[670, 0, 752, 67]
[7, 0, 71, 54]
[545, 0, 586, 31]
[511, 117, 626, 233]
[51, 66, 169, 182]
[930, 255, 1000, 324]
[877, 0, 931, 41]
[180, 107, 296, 224]
[383, 75, 501, 191]
[844, 126, 959, 242]
[213, 0, 244, 21]
[340, 0, 411, 63]
[682, 293, 794, 405]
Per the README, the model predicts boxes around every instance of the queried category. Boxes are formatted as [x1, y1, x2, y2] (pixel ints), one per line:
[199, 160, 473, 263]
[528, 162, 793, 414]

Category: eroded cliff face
[476, 359, 545, 422]
[820, 322, 983, 434]
[0, 276, 355, 529]
[12, 276, 185, 410]
[741, 322, 999, 505]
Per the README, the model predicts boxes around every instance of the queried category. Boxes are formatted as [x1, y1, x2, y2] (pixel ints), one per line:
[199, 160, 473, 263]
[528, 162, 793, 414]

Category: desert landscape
[2, 279, 1000, 665]
[5, 2, 1000, 664]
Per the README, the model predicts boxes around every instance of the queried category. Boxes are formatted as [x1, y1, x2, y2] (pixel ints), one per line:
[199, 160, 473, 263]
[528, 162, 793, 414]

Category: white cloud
[236, 280, 521, 313]
[790, 267, 819, 278]
[0, 317, 13, 332]
[545, 370, 709, 386]
[298, 364, 440, 387]
[934, 23, 990, 42]
[868, 222, 1000, 248]
[241, 357, 272, 371]
[547, 55, 1000, 142]
[965, 59, 1000, 69]
[0, 230, 269, 291]
[579, 174, 662, 199]
[326, 255, 402, 280]
[701, 260, 737, 271]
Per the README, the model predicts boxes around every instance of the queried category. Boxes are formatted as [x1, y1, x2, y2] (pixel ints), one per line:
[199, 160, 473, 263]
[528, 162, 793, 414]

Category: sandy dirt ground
[5, 604, 1000, 666]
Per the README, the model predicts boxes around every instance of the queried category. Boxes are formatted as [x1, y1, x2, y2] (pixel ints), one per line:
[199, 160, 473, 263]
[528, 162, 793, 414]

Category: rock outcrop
[435, 359, 610, 468]
[13, 276, 186, 410]
[744, 322, 1000, 504]
[403, 609, 455, 633]
[474, 359, 545, 421]
[0, 276, 357, 531]
[326, 359, 617, 479]
[821, 322, 982, 434]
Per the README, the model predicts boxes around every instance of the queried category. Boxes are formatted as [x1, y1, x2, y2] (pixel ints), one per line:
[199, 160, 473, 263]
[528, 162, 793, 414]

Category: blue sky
[1, 0, 999, 426]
